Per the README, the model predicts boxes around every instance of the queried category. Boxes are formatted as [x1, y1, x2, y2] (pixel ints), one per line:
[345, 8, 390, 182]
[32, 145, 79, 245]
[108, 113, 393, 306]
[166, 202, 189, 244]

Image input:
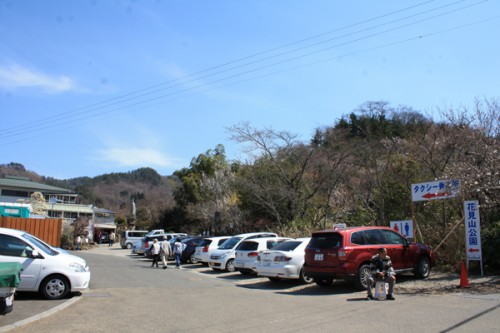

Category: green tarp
[0, 262, 22, 288]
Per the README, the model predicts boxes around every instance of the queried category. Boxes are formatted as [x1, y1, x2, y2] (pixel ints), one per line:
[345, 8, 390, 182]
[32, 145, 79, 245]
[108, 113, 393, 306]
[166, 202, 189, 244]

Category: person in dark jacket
[366, 247, 396, 300]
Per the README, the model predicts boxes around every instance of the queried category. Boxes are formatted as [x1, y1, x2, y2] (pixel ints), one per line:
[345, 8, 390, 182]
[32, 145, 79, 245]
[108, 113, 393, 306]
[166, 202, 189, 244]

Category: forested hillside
[0, 164, 177, 225]
[166, 99, 499, 271]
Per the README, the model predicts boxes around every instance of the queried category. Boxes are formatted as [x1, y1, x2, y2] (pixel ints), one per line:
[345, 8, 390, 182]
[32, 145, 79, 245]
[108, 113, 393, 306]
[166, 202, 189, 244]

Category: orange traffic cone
[457, 261, 470, 288]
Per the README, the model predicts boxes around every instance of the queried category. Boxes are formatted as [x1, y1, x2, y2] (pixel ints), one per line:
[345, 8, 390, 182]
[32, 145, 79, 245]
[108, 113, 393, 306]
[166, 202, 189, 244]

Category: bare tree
[228, 122, 350, 228]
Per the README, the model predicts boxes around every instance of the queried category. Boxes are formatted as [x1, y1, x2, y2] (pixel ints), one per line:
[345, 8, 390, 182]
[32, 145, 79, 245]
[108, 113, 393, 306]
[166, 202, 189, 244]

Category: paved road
[2, 245, 500, 333]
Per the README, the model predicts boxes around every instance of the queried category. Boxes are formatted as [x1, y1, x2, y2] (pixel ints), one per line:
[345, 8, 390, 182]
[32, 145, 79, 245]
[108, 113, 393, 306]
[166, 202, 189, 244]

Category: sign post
[464, 200, 483, 276]
[410, 179, 461, 243]
[411, 179, 461, 202]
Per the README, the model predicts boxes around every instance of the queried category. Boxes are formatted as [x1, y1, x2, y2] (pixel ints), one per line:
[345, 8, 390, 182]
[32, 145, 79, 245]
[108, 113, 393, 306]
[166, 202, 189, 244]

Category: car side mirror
[403, 239, 410, 247]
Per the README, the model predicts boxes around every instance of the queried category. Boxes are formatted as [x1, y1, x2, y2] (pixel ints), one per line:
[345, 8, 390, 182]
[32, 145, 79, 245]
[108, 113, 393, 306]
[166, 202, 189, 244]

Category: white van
[120, 230, 148, 249]
[0, 227, 91, 300]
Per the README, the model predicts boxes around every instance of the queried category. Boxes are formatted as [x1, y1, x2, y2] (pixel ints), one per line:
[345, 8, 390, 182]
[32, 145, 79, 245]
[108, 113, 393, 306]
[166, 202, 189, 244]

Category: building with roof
[0, 175, 116, 237]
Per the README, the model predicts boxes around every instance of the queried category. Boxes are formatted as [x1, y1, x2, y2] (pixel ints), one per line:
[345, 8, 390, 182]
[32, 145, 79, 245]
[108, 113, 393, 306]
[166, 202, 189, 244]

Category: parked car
[133, 235, 168, 257]
[234, 237, 290, 274]
[194, 236, 231, 265]
[0, 227, 91, 300]
[208, 232, 278, 272]
[120, 230, 148, 249]
[303, 226, 436, 289]
[177, 237, 206, 264]
[255, 237, 313, 284]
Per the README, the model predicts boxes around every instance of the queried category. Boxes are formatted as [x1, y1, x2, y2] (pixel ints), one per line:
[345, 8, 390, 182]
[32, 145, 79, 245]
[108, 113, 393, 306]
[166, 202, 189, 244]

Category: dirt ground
[395, 271, 500, 295]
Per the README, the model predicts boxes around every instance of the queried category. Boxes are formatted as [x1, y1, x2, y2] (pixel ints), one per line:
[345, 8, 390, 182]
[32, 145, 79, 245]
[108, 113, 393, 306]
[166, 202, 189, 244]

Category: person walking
[149, 239, 161, 268]
[109, 231, 116, 247]
[160, 238, 172, 269]
[173, 239, 186, 269]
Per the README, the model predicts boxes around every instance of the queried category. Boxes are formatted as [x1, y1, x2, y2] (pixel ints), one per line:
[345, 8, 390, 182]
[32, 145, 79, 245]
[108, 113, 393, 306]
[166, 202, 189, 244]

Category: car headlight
[69, 262, 87, 272]
[219, 252, 229, 259]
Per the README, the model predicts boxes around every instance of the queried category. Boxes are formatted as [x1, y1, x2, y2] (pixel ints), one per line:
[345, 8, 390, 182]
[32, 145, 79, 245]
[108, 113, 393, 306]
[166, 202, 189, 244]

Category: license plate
[263, 260, 271, 266]
[210, 262, 215, 267]
[314, 254, 324, 261]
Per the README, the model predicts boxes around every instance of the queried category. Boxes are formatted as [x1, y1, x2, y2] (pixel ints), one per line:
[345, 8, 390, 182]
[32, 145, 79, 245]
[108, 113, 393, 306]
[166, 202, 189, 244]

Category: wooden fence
[0, 217, 62, 247]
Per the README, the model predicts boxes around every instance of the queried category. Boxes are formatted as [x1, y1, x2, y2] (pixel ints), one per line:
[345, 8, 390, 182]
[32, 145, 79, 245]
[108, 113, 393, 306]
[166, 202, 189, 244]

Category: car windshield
[219, 237, 242, 250]
[21, 233, 58, 256]
[307, 233, 342, 249]
[270, 241, 301, 251]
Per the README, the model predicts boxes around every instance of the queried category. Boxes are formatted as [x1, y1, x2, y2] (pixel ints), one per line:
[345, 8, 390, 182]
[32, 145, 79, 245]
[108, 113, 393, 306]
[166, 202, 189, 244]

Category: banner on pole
[464, 200, 482, 261]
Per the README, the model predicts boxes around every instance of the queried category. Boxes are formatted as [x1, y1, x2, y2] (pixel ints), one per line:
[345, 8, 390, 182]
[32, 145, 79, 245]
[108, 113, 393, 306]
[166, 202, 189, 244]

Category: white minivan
[0, 227, 91, 300]
[120, 230, 148, 249]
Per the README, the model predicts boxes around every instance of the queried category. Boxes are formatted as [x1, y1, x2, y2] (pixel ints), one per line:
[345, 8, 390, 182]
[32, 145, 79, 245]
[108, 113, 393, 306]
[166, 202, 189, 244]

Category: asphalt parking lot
[2, 244, 499, 333]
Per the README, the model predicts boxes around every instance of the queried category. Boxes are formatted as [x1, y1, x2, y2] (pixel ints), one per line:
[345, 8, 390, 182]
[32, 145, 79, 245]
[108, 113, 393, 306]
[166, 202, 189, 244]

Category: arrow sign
[412, 179, 460, 202]
[422, 192, 451, 199]
[468, 248, 480, 253]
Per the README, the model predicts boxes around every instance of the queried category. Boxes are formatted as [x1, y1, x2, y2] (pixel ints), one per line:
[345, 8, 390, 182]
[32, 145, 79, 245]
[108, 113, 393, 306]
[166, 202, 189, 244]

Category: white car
[234, 237, 290, 274]
[0, 227, 91, 300]
[194, 236, 230, 265]
[208, 232, 278, 272]
[255, 237, 313, 284]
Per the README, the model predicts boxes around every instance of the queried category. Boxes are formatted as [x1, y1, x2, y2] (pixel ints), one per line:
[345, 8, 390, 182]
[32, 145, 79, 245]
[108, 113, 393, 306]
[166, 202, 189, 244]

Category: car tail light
[145, 241, 149, 248]
[274, 256, 292, 262]
[338, 248, 352, 260]
[203, 245, 209, 252]
[247, 252, 258, 257]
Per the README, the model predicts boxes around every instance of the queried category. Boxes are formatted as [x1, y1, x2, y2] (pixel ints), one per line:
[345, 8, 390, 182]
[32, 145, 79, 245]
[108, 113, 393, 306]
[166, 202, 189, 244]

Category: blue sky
[1, 0, 499, 179]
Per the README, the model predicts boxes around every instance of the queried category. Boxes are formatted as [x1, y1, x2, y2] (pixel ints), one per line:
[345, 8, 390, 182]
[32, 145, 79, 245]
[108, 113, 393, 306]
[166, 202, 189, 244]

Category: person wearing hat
[149, 238, 161, 268]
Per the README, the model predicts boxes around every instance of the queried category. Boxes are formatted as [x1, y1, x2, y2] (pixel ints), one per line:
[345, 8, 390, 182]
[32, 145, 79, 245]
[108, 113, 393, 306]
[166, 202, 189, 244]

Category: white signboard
[411, 179, 461, 202]
[390, 220, 413, 239]
[464, 200, 482, 261]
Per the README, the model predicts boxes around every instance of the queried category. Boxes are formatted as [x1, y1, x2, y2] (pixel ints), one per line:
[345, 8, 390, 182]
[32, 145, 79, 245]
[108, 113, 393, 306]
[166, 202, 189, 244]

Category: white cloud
[93, 147, 180, 169]
[0, 64, 76, 93]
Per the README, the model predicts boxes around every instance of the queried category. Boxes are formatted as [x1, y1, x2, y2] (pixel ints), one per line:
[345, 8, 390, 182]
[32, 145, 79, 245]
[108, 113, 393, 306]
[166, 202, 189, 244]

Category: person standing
[109, 231, 116, 247]
[149, 239, 161, 268]
[160, 238, 172, 269]
[173, 239, 186, 269]
[75, 235, 82, 251]
[366, 247, 396, 300]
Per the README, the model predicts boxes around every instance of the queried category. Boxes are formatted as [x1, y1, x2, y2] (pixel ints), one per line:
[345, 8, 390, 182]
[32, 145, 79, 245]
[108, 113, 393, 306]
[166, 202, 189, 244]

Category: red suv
[303, 226, 436, 289]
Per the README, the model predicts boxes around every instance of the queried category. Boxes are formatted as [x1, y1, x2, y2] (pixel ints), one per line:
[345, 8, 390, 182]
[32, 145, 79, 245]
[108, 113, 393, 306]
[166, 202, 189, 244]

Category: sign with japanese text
[464, 200, 482, 261]
[411, 179, 461, 202]
[390, 220, 413, 239]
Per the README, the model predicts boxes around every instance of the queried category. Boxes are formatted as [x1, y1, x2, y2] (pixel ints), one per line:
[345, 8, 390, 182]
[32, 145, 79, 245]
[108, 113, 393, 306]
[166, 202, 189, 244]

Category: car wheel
[415, 256, 431, 278]
[225, 259, 235, 272]
[126, 243, 133, 249]
[355, 263, 371, 290]
[314, 278, 333, 287]
[299, 269, 314, 284]
[268, 277, 281, 282]
[190, 253, 200, 264]
[40, 275, 70, 300]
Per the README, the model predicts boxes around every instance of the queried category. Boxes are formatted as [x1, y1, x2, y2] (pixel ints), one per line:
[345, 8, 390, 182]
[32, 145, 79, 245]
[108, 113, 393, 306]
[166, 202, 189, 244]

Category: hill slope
[0, 163, 176, 218]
